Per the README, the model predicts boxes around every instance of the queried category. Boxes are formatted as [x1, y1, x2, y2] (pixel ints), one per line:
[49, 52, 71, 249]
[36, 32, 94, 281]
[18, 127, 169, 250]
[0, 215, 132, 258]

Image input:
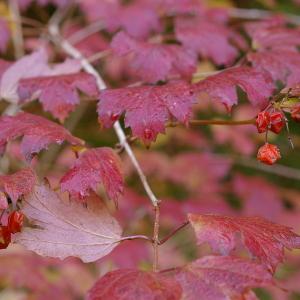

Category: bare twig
[152, 205, 160, 272]
[229, 7, 300, 25]
[48, 11, 159, 207]
[9, 0, 24, 58]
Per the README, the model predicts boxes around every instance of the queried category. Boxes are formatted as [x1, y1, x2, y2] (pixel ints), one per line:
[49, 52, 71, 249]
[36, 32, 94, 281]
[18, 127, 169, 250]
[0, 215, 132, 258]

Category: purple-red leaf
[0, 19, 10, 53]
[18, 72, 99, 121]
[175, 17, 246, 66]
[174, 255, 272, 300]
[0, 168, 36, 205]
[98, 82, 196, 143]
[0, 112, 83, 161]
[87, 269, 182, 300]
[60, 147, 123, 201]
[248, 50, 300, 87]
[188, 214, 300, 272]
[194, 67, 274, 109]
[14, 184, 122, 262]
[111, 31, 197, 83]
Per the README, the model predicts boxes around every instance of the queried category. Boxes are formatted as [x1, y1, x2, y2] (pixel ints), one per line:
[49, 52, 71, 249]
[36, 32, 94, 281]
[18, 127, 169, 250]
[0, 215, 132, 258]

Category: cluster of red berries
[255, 110, 285, 165]
[0, 211, 24, 249]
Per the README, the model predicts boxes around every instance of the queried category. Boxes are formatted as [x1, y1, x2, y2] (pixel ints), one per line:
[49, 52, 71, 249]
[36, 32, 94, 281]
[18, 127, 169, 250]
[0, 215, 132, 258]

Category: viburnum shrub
[2, 0, 300, 299]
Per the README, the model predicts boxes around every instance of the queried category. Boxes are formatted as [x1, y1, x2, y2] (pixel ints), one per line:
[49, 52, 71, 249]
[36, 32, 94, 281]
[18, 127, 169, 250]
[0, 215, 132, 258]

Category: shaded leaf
[0, 112, 83, 161]
[14, 184, 122, 263]
[175, 16, 246, 66]
[18, 72, 99, 121]
[194, 67, 274, 109]
[174, 255, 272, 300]
[0, 168, 36, 205]
[111, 31, 197, 83]
[87, 269, 182, 300]
[60, 147, 124, 201]
[0, 18, 10, 53]
[98, 82, 196, 143]
[188, 214, 300, 272]
[247, 50, 300, 87]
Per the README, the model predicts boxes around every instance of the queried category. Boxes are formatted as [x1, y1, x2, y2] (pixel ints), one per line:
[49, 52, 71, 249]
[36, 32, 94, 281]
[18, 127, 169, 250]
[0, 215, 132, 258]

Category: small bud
[256, 111, 270, 133]
[257, 143, 281, 165]
[270, 111, 284, 134]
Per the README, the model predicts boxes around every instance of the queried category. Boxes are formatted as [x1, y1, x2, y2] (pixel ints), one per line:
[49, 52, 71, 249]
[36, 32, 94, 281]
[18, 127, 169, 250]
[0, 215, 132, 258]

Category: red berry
[110, 113, 120, 122]
[291, 105, 300, 123]
[0, 226, 11, 249]
[256, 111, 270, 133]
[8, 211, 24, 234]
[270, 111, 285, 134]
[257, 143, 281, 165]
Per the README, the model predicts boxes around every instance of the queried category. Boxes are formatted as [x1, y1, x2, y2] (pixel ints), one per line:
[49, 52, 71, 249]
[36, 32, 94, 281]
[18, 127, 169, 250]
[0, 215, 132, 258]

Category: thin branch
[158, 221, 189, 245]
[9, 0, 24, 58]
[48, 11, 159, 207]
[152, 205, 160, 272]
[168, 118, 256, 127]
[229, 7, 300, 25]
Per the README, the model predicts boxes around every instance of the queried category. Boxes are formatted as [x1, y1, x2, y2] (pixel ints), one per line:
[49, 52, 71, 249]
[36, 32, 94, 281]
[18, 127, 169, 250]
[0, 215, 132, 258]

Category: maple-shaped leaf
[98, 82, 196, 143]
[188, 214, 300, 272]
[0, 168, 36, 205]
[14, 184, 122, 262]
[175, 16, 246, 66]
[0, 48, 81, 104]
[174, 255, 272, 300]
[0, 19, 10, 53]
[0, 112, 83, 161]
[86, 269, 182, 300]
[18, 72, 99, 121]
[60, 147, 123, 201]
[111, 31, 197, 83]
[247, 50, 300, 87]
[194, 67, 274, 109]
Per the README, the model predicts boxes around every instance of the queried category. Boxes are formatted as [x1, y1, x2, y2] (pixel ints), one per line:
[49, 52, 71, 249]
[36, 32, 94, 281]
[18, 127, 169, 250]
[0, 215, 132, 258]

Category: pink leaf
[194, 67, 274, 109]
[0, 19, 10, 53]
[0, 168, 36, 205]
[248, 50, 300, 87]
[18, 72, 99, 121]
[60, 147, 124, 201]
[86, 269, 182, 300]
[0, 112, 83, 161]
[188, 214, 300, 272]
[174, 255, 272, 300]
[98, 82, 196, 143]
[111, 31, 197, 83]
[175, 16, 246, 66]
[14, 184, 122, 262]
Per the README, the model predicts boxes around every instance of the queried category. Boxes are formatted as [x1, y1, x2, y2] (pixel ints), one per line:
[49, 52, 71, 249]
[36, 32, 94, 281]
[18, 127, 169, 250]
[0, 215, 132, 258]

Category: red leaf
[18, 72, 99, 121]
[98, 82, 196, 143]
[0, 168, 36, 205]
[0, 19, 10, 53]
[194, 67, 274, 109]
[174, 255, 272, 300]
[0, 112, 83, 161]
[175, 16, 246, 66]
[111, 31, 197, 83]
[248, 50, 300, 86]
[152, 0, 204, 15]
[60, 147, 124, 201]
[188, 214, 300, 272]
[14, 184, 122, 262]
[86, 269, 182, 300]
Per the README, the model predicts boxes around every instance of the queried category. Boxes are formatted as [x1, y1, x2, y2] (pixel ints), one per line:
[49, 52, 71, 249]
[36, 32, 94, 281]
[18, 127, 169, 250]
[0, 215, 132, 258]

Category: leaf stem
[119, 235, 153, 243]
[48, 9, 160, 208]
[158, 221, 189, 245]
